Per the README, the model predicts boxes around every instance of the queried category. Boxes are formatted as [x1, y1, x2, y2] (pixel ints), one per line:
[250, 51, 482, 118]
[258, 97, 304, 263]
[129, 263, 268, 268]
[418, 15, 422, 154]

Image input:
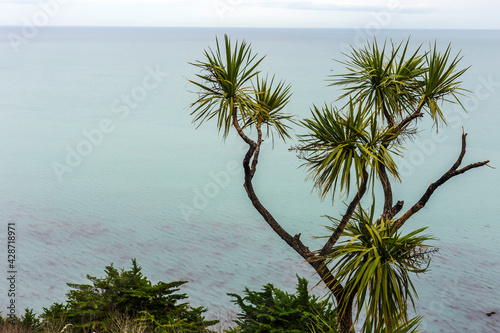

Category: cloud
[242, 0, 436, 14]
[0, 0, 495, 29]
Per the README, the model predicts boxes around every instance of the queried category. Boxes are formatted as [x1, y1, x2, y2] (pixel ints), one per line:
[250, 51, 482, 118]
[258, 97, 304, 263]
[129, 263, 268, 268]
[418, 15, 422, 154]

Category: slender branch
[243, 143, 256, 176]
[309, 258, 345, 300]
[319, 169, 369, 258]
[450, 129, 467, 170]
[395, 130, 489, 229]
[377, 103, 423, 222]
[250, 121, 263, 179]
[391, 103, 425, 138]
[381, 99, 394, 128]
[232, 107, 312, 260]
[394, 111, 423, 134]
[378, 164, 393, 220]
[232, 107, 256, 147]
[388, 200, 404, 219]
[232, 106, 261, 179]
[378, 103, 424, 220]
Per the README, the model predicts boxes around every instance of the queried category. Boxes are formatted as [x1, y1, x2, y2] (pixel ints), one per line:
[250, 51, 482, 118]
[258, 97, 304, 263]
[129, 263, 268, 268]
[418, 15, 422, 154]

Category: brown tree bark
[337, 294, 356, 333]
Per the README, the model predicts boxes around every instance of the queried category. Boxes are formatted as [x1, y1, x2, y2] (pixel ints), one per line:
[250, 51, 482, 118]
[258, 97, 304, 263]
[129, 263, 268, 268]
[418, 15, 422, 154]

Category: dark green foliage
[42, 259, 217, 332]
[41, 302, 69, 320]
[228, 276, 338, 332]
[19, 309, 41, 331]
[324, 206, 435, 332]
[0, 308, 41, 332]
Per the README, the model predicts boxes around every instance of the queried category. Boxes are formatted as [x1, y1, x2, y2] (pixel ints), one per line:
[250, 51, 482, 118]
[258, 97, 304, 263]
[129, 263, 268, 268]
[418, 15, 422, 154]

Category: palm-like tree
[189, 36, 489, 333]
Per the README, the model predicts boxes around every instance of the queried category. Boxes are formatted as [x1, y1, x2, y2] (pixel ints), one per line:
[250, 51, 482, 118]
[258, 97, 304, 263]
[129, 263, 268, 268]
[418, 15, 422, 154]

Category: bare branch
[242, 155, 314, 261]
[388, 200, 404, 219]
[232, 106, 314, 262]
[450, 127, 467, 170]
[395, 131, 490, 229]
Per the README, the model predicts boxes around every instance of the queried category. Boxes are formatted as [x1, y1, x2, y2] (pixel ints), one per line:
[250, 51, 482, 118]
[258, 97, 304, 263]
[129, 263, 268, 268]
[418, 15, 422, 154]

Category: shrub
[19, 309, 41, 332]
[41, 259, 217, 332]
[228, 276, 337, 332]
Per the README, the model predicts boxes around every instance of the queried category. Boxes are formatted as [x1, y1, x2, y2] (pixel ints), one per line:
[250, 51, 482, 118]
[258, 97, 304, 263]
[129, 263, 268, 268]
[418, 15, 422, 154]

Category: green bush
[19, 309, 41, 331]
[41, 259, 217, 332]
[228, 276, 338, 332]
[0, 309, 41, 332]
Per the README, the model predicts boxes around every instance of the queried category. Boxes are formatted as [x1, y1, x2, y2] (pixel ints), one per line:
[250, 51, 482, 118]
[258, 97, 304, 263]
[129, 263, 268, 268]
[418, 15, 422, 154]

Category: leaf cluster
[324, 207, 435, 332]
[330, 39, 467, 128]
[298, 101, 400, 199]
[189, 34, 294, 141]
[297, 38, 469, 200]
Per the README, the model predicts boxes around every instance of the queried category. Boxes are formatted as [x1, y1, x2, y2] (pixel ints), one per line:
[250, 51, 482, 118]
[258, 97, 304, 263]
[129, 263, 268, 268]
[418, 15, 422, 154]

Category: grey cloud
[245, 1, 435, 14]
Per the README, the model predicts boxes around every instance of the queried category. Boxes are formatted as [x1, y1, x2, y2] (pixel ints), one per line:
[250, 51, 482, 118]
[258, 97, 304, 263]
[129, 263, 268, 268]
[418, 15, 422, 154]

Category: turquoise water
[0, 27, 499, 331]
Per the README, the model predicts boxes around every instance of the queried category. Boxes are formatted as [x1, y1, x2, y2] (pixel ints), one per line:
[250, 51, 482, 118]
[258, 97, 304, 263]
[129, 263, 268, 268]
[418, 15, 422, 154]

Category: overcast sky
[0, 0, 498, 29]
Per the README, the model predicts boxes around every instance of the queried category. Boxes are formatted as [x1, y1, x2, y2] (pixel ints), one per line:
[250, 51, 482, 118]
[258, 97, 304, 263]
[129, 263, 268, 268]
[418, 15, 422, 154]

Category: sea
[0, 27, 499, 332]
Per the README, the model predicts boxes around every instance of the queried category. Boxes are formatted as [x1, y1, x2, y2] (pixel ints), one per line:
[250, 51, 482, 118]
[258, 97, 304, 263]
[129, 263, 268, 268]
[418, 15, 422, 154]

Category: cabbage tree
[189, 36, 490, 333]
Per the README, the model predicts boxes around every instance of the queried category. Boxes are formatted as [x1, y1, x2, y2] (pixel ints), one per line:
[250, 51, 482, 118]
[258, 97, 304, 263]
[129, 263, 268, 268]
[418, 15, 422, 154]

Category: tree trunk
[337, 294, 355, 333]
[309, 260, 355, 332]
